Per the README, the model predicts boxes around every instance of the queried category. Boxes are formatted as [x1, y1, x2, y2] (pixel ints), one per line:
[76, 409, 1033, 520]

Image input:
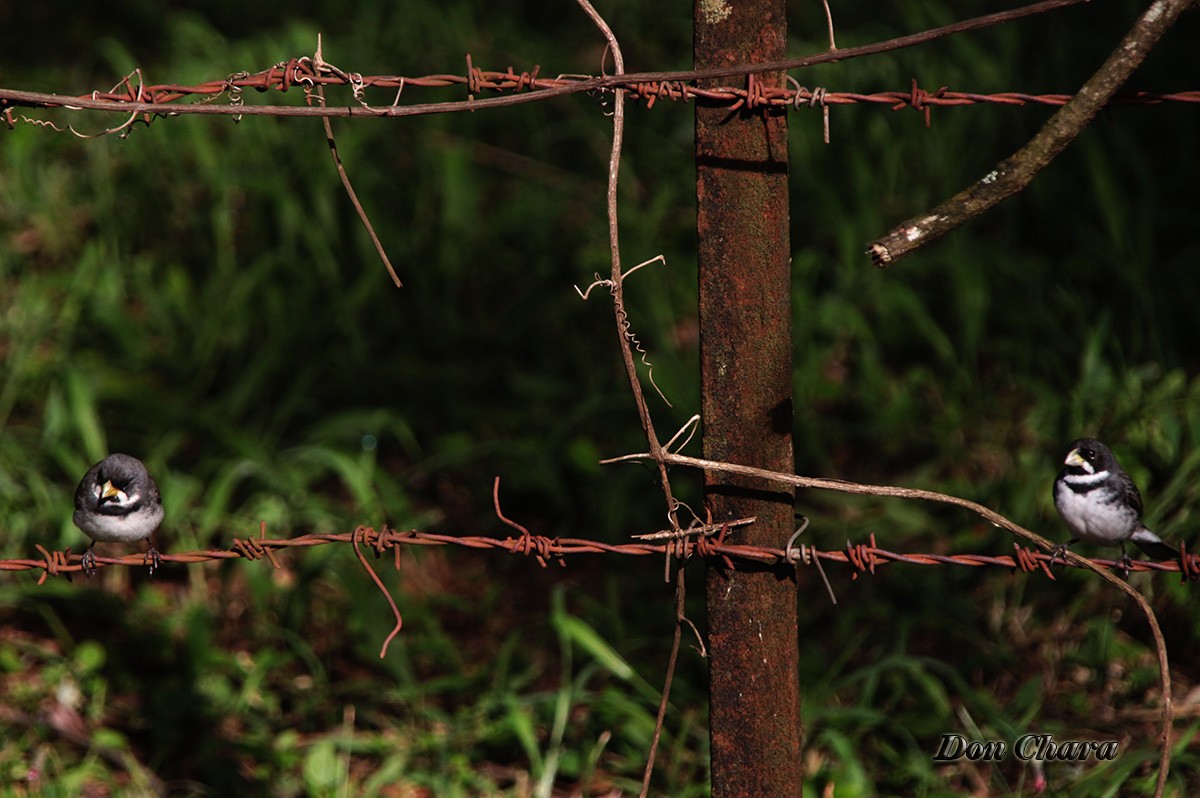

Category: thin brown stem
[574, 1, 688, 791]
[640, 563, 687, 798]
[314, 78, 403, 287]
[572, 0, 678, 506]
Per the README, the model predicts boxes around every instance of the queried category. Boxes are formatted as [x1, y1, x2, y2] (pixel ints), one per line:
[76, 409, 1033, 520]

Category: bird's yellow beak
[100, 480, 123, 500]
[1064, 449, 1086, 467]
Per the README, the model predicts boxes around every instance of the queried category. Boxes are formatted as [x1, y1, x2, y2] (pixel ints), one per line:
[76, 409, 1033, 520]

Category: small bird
[72, 454, 164, 576]
[1052, 438, 1177, 573]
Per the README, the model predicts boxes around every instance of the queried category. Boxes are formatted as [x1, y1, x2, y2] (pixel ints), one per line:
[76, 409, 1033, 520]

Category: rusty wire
[0, 0, 1163, 126]
[2, 58, 1198, 130]
[7, 524, 1196, 581]
[9, 520, 1195, 661]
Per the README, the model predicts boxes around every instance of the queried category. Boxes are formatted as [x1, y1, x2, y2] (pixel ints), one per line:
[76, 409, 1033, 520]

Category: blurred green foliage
[1, 0, 1199, 794]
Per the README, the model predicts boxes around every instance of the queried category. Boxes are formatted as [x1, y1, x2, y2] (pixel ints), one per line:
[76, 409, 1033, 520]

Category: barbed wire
[9, 519, 1196, 661]
[6, 522, 1196, 581]
[3, 58, 1197, 130]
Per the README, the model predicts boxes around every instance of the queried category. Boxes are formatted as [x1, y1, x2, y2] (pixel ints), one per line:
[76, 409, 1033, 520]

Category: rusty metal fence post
[695, 0, 802, 795]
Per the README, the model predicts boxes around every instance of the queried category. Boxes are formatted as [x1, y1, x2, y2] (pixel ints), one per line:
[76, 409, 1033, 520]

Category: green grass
[1, 0, 1199, 794]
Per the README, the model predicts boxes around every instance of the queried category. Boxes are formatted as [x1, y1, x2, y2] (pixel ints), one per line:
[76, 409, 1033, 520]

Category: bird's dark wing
[1118, 470, 1144, 518]
[73, 462, 102, 512]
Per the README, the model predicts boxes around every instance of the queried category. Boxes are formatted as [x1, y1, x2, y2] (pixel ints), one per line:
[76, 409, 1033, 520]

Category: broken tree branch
[868, 0, 1194, 268]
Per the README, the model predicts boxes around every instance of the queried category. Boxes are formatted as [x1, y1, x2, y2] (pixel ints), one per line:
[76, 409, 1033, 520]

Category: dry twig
[572, 1, 688, 792]
[311, 37, 403, 287]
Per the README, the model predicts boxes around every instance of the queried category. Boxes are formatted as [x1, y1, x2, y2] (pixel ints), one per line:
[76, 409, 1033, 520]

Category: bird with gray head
[73, 453, 164, 577]
[1051, 438, 1177, 575]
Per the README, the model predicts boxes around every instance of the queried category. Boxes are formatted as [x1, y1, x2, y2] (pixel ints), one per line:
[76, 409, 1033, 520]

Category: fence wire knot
[231, 536, 267, 561]
[786, 78, 833, 143]
[351, 524, 383, 555]
[511, 66, 541, 92]
[34, 544, 70, 584]
[289, 57, 319, 92]
[231, 522, 281, 568]
[491, 476, 565, 568]
[845, 533, 880, 577]
[350, 525, 404, 658]
[898, 79, 948, 127]
[466, 53, 482, 98]
[369, 525, 400, 558]
[511, 531, 564, 569]
[783, 518, 838, 604]
[745, 73, 765, 110]
[1012, 543, 1052, 576]
[1180, 542, 1200, 582]
[694, 523, 735, 570]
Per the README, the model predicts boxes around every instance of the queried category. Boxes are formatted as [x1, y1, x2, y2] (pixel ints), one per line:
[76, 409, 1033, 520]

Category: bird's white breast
[1054, 470, 1137, 544]
[73, 505, 164, 542]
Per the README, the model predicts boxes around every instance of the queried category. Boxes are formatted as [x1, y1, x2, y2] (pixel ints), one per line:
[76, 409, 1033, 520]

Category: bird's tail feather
[1132, 528, 1179, 561]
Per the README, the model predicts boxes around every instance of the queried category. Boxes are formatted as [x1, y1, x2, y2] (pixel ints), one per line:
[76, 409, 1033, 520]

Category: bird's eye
[1081, 447, 1094, 459]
